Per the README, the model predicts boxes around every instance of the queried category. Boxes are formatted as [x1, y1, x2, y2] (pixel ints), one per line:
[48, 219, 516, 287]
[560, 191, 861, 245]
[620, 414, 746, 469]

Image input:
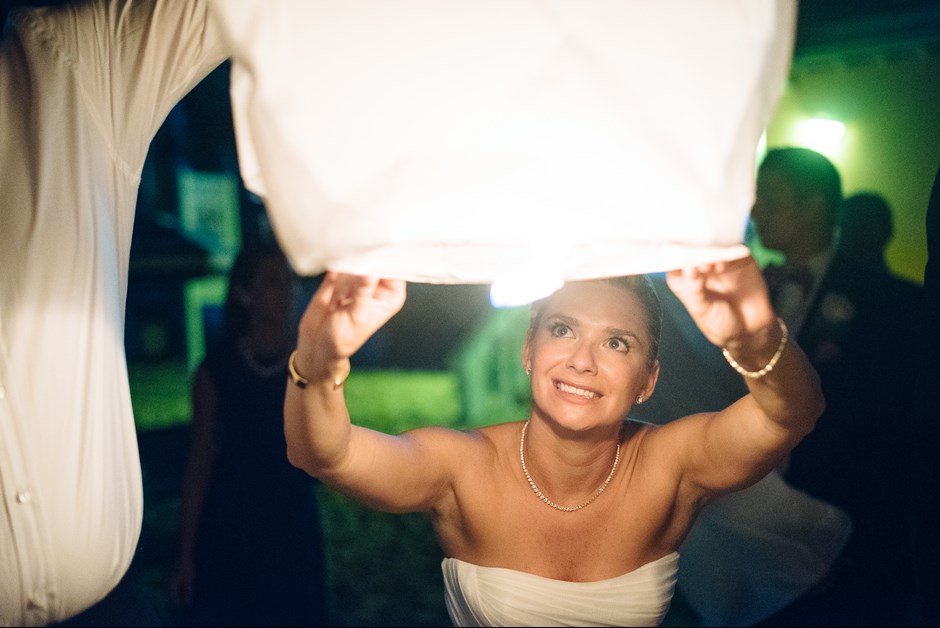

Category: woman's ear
[641, 359, 661, 403]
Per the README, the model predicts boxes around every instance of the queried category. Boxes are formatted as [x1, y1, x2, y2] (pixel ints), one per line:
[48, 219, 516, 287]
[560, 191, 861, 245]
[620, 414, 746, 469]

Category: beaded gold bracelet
[288, 350, 350, 390]
[721, 317, 789, 379]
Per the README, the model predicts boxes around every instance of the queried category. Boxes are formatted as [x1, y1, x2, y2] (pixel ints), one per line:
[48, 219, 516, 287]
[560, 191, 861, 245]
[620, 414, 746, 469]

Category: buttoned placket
[0, 314, 54, 625]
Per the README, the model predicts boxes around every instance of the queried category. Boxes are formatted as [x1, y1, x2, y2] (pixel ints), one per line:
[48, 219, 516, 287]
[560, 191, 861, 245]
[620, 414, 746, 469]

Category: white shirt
[772, 249, 833, 336]
[0, 2, 226, 624]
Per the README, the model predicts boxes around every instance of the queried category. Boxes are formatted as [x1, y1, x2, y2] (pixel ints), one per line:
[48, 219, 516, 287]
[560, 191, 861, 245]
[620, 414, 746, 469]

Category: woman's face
[524, 280, 658, 432]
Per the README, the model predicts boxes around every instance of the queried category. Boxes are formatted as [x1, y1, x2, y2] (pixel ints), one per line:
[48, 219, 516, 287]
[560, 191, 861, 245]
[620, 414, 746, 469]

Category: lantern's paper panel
[209, 0, 795, 283]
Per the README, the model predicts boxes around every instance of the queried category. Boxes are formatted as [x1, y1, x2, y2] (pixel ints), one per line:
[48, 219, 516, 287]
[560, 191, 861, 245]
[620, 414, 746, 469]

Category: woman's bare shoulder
[400, 420, 523, 451]
[626, 412, 717, 449]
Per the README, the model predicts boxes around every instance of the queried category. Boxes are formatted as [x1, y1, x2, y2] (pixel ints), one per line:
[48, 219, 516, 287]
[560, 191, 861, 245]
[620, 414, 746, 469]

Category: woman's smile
[555, 380, 601, 400]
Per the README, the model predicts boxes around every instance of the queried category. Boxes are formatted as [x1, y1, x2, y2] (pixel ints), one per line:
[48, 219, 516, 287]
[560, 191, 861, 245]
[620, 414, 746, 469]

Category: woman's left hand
[665, 254, 776, 349]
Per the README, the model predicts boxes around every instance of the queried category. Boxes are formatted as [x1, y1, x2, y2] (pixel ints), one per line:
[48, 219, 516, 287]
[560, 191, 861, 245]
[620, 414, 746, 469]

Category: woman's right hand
[298, 272, 407, 363]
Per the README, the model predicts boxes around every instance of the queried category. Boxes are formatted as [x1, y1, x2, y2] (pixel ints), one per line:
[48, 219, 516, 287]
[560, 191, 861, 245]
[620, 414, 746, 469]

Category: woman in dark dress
[170, 242, 331, 626]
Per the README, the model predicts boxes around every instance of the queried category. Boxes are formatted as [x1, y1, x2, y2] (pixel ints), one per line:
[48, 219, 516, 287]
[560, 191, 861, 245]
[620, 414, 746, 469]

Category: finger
[665, 267, 693, 290]
[689, 265, 708, 280]
[328, 273, 370, 310]
[312, 271, 339, 308]
[375, 278, 407, 303]
[672, 265, 704, 286]
[353, 275, 380, 304]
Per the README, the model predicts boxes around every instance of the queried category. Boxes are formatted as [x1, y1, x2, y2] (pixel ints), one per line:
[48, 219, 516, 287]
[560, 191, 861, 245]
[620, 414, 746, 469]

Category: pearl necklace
[519, 420, 621, 512]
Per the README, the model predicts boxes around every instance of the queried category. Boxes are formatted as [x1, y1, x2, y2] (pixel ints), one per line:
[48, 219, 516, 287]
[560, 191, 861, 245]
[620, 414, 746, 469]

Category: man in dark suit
[752, 147, 923, 627]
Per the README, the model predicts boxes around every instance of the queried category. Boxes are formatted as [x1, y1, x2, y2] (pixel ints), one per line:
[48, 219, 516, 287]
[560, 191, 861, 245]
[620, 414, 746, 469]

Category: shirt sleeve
[28, 0, 230, 171]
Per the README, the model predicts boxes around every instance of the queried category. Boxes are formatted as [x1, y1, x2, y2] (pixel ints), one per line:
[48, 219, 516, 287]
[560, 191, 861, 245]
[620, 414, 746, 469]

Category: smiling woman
[281, 254, 825, 627]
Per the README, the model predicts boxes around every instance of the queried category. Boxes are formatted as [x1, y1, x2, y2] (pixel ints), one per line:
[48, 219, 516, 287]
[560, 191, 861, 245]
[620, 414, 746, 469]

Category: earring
[635, 395, 644, 404]
[525, 367, 531, 376]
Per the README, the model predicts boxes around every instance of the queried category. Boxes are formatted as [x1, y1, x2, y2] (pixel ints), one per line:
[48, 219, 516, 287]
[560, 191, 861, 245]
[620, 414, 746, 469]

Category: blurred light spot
[490, 267, 563, 308]
[794, 118, 845, 153]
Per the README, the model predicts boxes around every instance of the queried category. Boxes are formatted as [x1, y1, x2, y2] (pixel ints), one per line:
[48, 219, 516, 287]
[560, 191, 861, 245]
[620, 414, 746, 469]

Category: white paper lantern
[209, 0, 796, 288]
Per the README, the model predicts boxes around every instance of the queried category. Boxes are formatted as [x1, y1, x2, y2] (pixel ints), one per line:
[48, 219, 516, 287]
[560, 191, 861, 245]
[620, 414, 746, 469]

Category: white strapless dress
[441, 552, 679, 627]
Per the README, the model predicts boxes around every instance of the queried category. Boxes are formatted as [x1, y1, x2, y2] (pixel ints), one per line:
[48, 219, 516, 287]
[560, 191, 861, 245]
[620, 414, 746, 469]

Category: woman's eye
[607, 337, 630, 351]
[549, 322, 571, 337]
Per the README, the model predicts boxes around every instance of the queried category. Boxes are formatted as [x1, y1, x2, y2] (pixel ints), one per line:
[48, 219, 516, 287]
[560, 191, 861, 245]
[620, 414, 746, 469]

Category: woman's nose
[566, 340, 597, 374]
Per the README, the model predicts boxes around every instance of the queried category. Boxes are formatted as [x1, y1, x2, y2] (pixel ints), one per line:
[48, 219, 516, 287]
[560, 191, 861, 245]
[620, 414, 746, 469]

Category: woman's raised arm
[664, 255, 825, 493]
[284, 272, 459, 512]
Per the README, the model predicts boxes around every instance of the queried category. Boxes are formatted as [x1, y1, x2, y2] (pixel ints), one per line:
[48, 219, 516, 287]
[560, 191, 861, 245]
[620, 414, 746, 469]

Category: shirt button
[16, 490, 30, 504]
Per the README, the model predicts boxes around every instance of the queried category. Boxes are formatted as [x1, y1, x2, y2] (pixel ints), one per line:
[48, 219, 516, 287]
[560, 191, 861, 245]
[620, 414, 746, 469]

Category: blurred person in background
[170, 242, 332, 627]
[751, 147, 922, 627]
[836, 191, 896, 274]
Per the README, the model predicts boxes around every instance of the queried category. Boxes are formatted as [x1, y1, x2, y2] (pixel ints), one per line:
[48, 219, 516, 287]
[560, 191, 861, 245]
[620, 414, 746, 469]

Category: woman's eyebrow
[543, 312, 577, 325]
[607, 327, 640, 340]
